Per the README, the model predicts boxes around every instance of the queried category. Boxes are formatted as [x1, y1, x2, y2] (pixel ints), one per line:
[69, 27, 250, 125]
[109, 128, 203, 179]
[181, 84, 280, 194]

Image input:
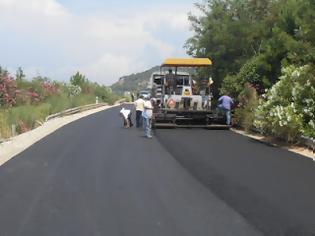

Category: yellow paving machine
[151, 58, 229, 128]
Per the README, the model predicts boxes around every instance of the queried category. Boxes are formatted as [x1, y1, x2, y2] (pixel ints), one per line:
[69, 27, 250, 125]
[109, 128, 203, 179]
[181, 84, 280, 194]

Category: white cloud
[80, 54, 146, 83]
[0, 0, 192, 85]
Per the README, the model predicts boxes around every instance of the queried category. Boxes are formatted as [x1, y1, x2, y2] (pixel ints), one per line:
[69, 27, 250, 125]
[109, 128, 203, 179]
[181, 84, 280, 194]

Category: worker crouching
[120, 107, 133, 128]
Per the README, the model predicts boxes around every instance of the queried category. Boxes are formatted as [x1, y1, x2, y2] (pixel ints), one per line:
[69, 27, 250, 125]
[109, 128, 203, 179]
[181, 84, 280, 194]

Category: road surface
[0, 107, 314, 235]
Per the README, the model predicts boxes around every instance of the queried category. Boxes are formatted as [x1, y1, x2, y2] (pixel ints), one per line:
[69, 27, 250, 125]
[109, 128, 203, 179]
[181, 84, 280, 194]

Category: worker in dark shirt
[165, 69, 176, 95]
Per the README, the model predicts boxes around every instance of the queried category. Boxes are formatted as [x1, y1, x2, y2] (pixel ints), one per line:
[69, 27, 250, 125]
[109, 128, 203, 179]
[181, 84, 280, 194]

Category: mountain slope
[111, 66, 159, 94]
[111, 66, 196, 94]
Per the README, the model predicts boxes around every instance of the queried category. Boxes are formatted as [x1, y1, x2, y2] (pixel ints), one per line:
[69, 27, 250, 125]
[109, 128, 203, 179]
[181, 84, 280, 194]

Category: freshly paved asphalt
[156, 130, 315, 236]
[0, 106, 314, 235]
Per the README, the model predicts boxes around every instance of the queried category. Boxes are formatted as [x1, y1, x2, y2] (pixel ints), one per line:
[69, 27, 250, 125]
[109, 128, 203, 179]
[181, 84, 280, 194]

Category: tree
[70, 72, 87, 87]
[16, 67, 25, 81]
[70, 72, 90, 93]
[187, 0, 315, 98]
[185, 0, 273, 97]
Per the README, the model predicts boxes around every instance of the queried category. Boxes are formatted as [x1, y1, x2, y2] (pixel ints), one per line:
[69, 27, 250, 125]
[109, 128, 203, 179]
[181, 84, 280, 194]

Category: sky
[0, 0, 199, 85]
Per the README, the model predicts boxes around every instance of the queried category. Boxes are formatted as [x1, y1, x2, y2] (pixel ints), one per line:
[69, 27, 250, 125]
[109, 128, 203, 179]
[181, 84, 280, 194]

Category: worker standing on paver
[165, 69, 176, 95]
[131, 92, 135, 102]
[134, 95, 145, 128]
[142, 97, 153, 138]
[218, 94, 234, 125]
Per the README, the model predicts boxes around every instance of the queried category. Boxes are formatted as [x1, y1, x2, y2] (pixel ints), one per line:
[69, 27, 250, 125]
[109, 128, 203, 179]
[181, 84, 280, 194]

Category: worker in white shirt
[119, 107, 133, 128]
[134, 95, 145, 128]
[142, 97, 153, 138]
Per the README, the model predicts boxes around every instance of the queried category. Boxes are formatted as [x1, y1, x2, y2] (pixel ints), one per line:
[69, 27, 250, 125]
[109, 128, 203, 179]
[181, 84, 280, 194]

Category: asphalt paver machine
[151, 58, 229, 128]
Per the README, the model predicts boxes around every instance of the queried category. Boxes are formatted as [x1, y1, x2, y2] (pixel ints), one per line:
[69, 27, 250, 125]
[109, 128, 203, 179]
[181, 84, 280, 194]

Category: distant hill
[111, 66, 196, 95]
[111, 66, 159, 94]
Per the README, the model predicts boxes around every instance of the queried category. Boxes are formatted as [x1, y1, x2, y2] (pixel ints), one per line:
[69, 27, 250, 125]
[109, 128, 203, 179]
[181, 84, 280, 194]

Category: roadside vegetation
[0, 68, 119, 138]
[186, 0, 315, 141]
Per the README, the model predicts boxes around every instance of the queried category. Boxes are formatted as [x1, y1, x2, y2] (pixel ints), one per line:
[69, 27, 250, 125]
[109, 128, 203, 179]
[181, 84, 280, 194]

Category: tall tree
[186, 0, 315, 96]
[185, 0, 273, 96]
[70, 72, 90, 93]
[16, 67, 25, 81]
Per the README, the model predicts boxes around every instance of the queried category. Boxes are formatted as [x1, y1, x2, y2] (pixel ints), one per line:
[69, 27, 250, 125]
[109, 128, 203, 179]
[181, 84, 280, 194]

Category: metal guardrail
[45, 103, 108, 122]
[44, 98, 126, 122]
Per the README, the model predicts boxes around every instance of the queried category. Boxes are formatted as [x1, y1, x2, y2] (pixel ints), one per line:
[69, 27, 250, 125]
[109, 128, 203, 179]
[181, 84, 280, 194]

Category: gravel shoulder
[0, 105, 113, 166]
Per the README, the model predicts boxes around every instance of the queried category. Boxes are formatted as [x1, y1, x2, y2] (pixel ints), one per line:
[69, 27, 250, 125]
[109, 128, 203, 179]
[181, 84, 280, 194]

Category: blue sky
[0, 0, 199, 85]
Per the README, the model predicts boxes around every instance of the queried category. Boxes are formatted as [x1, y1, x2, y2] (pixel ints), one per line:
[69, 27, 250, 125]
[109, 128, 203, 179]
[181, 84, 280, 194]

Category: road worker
[142, 96, 153, 138]
[165, 69, 176, 95]
[218, 94, 234, 125]
[134, 95, 145, 128]
[119, 107, 133, 128]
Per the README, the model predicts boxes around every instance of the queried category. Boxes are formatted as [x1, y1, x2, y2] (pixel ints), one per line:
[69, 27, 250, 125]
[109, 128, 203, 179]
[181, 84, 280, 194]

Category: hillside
[111, 66, 196, 94]
[111, 66, 159, 94]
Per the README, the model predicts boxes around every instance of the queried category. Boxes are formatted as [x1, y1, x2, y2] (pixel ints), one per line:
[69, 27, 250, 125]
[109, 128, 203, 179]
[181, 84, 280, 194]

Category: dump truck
[151, 58, 229, 128]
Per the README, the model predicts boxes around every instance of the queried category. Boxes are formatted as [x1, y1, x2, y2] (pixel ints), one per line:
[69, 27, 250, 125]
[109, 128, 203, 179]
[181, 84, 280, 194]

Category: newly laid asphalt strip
[0, 107, 259, 236]
[156, 129, 315, 235]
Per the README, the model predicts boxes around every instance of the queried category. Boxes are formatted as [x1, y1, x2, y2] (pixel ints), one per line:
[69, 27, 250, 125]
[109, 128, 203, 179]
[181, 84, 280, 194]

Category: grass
[0, 94, 101, 138]
[0, 111, 10, 139]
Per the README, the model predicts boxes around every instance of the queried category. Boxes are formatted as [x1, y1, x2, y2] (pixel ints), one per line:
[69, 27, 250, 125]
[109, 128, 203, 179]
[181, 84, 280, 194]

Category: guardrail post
[11, 124, 16, 137]
[96, 96, 99, 104]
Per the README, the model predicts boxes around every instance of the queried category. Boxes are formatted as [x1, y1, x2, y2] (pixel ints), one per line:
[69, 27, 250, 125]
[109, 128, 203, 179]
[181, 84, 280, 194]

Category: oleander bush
[254, 65, 315, 141]
[0, 72, 18, 107]
[0, 70, 119, 138]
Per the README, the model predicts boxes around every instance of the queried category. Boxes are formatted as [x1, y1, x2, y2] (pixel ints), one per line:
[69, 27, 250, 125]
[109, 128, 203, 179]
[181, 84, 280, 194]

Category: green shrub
[0, 110, 10, 138]
[254, 65, 315, 141]
[45, 95, 71, 114]
[6, 104, 51, 133]
[220, 55, 273, 98]
[220, 75, 242, 99]
[234, 83, 259, 131]
[66, 84, 82, 97]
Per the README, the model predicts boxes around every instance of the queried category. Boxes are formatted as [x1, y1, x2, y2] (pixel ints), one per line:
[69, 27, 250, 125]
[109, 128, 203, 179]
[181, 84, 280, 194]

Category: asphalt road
[0, 106, 314, 235]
